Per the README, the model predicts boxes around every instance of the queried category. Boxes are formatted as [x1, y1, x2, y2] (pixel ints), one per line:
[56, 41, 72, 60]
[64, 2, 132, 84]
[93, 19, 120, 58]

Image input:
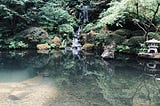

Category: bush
[148, 32, 160, 40]
[114, 29, 132, 38]
[38, 2, 76, 33]
[9, 41, 28, 49]
[58, 24, 74, 35]
[116, 45, 130, 52]
[105, 33, 124, 45]
[128, 36, 145, 47]
[132, 30, 144, 36]
[83, 22, 104, 33]
[95, 34, 107, 46]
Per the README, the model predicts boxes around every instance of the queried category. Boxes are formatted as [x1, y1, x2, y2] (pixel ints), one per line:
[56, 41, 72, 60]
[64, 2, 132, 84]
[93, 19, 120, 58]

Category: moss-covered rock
[81, 30, 96, 43]
[17, 27, 51, 48]
[128, 36, 145, 47]
[82, 43, 95, 51]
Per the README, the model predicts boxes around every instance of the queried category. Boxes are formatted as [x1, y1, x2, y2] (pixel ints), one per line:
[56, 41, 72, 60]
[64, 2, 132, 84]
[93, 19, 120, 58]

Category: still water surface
[0, 50, 160, 106]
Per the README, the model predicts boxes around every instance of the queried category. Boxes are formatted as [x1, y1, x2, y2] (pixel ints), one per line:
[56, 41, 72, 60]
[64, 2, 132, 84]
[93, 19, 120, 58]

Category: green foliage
[59, 40, 67, 49]
[0, 0, 77, 35]
[58, 24, 74, 35]
[105, 33, 124, 45]
[128, 36, 145, 47]
[38, 1, 76, 33]
[148, 32, 160, 40]
[0, 0, 44, 34]
[83, 23, 95, 32]
[83, 22, 104, 32]
[99, 0, 160, 26]
[9, 41, 28, 49]
[114, 29, 132, 38]
[95, 34, 107, 46]
[99, 0, 128, 25]
[116, 45, 130, 52]
[139, 43, 147, 52]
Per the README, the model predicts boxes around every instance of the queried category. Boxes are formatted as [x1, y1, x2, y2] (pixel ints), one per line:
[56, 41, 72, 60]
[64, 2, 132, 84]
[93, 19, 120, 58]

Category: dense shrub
[58, 24, 74, 35]
[128, 36, 145, 47]
[114, 29, 132, 38]
[105, 33, 124, 45]
[148, 32, 160, 40]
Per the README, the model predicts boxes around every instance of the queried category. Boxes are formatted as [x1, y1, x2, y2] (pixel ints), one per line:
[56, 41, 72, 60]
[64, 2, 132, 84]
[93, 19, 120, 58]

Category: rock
[37, 50, 49, 54]
[36, 44, 50, 50]
[52, 36, 61, 47]
[82, 43, 95, 51]
[82, 30, 96, 43]
[8, 95, 20, 100]
[101, 42, 116, 59]
[8, 91, 29, 100]
[18, 27, 51, 48]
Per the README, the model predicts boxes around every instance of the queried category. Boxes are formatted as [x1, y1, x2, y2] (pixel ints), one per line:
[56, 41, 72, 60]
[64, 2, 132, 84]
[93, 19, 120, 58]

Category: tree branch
[152, 3, 160, 23]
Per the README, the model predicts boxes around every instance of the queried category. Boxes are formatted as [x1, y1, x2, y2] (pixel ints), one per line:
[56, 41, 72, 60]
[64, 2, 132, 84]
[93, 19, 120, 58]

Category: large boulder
[101, 42, 116, 59]
[52, 36, 61, 47]
[18, 27, 51, 48]
[36, 44, 50, 50]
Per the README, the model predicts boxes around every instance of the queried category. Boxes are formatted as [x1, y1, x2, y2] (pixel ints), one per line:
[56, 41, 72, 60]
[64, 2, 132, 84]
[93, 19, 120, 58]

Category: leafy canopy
[99, 0, 160, 26]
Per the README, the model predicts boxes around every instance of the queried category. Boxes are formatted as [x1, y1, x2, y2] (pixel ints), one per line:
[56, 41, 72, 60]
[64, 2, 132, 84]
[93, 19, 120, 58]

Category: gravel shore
[0, 76, 58, 106]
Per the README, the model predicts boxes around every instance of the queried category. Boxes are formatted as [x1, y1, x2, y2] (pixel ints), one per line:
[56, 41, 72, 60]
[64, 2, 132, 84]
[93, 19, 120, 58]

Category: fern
[99, 0, 160, 26]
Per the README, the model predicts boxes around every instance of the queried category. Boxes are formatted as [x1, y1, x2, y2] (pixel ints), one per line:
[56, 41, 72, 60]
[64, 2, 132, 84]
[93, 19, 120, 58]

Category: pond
[0, 50, 160, 106]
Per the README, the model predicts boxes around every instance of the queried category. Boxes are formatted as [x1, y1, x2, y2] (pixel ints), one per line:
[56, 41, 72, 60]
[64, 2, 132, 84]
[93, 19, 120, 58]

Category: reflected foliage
[1, 50, 160, 105]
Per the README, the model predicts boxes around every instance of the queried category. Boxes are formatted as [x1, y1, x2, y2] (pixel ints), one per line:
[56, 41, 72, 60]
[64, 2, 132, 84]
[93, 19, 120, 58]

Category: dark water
[0, 50, 160, 106]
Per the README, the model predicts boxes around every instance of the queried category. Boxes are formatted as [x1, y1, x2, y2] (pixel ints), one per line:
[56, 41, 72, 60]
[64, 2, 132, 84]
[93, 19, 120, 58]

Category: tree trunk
[152, 3, 160, 23]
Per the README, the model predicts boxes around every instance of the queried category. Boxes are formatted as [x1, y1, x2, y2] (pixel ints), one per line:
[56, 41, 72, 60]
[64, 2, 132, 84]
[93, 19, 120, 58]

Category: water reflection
[0, 50, 50, 82]
[0, 50, 160, 106]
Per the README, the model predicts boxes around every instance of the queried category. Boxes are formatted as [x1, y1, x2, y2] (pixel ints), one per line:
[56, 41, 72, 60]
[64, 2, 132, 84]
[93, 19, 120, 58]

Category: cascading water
[82, 5, 89, 23]
[71, 4, 89, 55]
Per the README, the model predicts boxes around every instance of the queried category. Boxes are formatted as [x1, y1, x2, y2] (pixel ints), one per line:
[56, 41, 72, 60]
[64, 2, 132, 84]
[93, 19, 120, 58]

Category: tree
[98, 0, 160, 40]
[37, 1, 76, 35]
[0, 0, 44, 35]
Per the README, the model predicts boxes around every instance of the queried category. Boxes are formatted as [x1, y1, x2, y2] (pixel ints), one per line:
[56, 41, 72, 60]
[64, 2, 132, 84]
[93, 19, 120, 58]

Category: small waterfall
[71, 4, 89, 56]
[82, 5, 89, 23]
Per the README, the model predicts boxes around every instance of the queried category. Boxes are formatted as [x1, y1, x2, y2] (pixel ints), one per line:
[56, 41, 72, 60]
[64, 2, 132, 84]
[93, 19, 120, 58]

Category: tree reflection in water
[42, 51, 160, 106]
[1, 50, 160, 106]
[97, 59, 160, 106]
